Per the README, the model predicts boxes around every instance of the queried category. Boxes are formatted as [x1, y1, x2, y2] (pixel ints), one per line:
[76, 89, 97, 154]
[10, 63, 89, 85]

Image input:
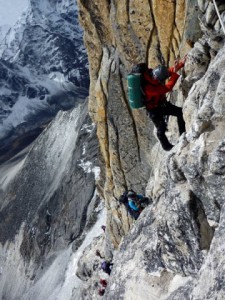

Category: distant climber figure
[101, 225, 106, 232]
[127, 190, 151, 211]
[101, 261, 113, 275]
[98, 288, 105, 296]
[100, 279, 108, 287]
[119, 190, 151, 220]
[132, 56, 187, 151]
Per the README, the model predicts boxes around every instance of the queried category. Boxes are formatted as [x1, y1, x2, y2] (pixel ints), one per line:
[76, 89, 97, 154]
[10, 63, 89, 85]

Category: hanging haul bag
[127, 73, 145, 109]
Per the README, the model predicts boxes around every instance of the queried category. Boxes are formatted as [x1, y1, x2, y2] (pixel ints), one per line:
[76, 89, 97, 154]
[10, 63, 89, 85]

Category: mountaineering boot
[161, 141, 173, 151]
[157, 130, 173, 151]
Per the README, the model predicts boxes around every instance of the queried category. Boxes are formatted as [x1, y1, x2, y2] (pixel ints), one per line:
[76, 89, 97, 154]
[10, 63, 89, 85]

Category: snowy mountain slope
[0, 0, 89, 162]
[0, 99, 102, 299]
[0, 25, 10, 43]
[0, 0, 84, 64]
[0, 0, 28, 29]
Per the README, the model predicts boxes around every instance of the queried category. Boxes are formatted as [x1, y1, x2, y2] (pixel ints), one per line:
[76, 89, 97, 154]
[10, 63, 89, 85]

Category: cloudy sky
[0, 0, 28, 26]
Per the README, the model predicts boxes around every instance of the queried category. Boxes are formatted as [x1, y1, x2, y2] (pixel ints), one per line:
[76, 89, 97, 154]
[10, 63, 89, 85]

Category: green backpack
[127, 73, 145, 109]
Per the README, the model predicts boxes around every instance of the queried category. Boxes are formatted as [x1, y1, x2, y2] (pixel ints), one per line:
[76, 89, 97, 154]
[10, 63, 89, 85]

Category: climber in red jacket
[132, 56, 187, 150]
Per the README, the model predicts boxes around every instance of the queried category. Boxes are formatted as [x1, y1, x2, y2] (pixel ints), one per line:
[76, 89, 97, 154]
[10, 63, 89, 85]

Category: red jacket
[143, 62, 184, 110]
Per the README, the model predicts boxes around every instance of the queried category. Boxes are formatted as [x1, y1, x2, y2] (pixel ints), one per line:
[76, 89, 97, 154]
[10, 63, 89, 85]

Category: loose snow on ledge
[23, 206, 106, 300]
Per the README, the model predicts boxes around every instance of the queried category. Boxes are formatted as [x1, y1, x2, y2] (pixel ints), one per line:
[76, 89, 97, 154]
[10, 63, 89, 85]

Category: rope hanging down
[212, 0, 225, 35]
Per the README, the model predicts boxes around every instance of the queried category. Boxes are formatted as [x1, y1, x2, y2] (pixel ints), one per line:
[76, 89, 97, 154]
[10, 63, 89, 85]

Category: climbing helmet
[127, 190, 137, 199]
[152, 65, 170, 82]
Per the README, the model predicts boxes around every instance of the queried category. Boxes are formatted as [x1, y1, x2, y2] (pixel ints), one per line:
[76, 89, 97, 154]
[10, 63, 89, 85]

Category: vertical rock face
[76, 0, 201, 245]
[76, 0, 225, 299]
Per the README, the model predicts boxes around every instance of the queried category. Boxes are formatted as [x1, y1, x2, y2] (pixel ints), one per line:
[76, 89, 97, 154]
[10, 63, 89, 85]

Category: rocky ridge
[0, 99, 101, 300]
[76, 0, 225, 299]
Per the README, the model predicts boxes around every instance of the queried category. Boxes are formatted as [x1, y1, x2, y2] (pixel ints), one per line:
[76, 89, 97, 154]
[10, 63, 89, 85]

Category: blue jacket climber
[119, 190, 151, 220]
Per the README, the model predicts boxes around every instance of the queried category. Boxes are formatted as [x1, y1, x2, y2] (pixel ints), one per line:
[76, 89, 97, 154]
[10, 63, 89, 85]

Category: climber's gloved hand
[174, 54, 188, 72]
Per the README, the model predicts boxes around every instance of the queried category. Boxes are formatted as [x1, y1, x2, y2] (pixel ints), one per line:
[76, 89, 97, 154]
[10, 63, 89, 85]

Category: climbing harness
[212, 0, 225, 35]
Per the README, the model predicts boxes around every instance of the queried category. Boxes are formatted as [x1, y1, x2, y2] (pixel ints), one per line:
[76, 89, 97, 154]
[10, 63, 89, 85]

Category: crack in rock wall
[77, 0, 201, 245]
[76, 0, 225, 299]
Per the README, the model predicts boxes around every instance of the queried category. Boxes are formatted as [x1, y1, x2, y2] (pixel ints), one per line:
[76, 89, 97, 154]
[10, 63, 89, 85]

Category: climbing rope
[212, 0, 225, 35]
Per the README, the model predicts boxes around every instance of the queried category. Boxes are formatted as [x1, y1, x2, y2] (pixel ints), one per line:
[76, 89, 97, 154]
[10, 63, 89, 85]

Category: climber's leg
[148, 109, 173, 151]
